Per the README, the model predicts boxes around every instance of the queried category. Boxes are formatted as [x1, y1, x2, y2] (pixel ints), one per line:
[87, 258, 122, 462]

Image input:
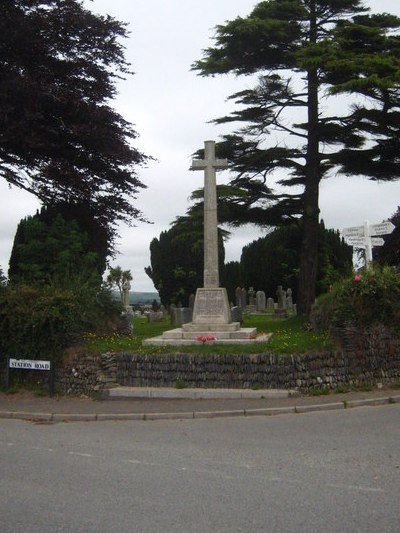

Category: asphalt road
[1, 405, 399, 533]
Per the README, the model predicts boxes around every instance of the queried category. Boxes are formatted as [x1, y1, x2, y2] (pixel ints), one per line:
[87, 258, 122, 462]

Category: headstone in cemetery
[171, 306, 192, 327]
[147, 311, 164, 323]
[275, 285, 288, 318]
[122, 278, 131, 308]
[119, 306, 134, 335]
[181, 307, 193, 325]
[235, 286, 242, 308]
[188, 293, 195, 309]
[231, 306, 243, 324]
[286, 288, 293, 311]
[248, 287, 255, 306]
[171, 307, 193, 326]
[246, 297, 257, 313]
[170, 303, 177, 324]
[266, 297, 275, 314]
[241, 287, 247, 310]
[276, 285, 286, 309]
[256, 290, 266, 312]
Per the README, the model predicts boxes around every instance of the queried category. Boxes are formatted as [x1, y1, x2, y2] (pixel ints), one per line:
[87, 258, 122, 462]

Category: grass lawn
[82, 314, 333, 355]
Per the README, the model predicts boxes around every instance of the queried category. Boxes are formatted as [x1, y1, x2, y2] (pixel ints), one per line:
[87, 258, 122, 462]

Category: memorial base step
[182, 322, 241, 333]
[142, 328, 268, 346]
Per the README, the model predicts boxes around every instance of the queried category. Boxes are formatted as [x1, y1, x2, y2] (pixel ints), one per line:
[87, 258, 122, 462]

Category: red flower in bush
[354, 275, 362, 282]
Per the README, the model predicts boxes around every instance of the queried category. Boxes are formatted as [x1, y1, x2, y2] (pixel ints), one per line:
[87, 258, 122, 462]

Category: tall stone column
[190, 140, 228, 288]
[142, 139, 258, 343]
[189, 140, 232, 325]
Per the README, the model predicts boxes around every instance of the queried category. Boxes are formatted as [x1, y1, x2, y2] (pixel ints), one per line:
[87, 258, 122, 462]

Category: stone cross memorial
[189, 140, 232, 325]
[142, 140, 258, 345]
[190, 140, 228, 288]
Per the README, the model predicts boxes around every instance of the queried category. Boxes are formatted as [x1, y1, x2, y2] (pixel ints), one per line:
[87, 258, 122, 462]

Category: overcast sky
[1, 0, 400, 290]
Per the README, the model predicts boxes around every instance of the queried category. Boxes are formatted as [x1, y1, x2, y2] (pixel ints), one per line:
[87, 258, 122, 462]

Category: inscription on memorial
[196, 290, 224, 317]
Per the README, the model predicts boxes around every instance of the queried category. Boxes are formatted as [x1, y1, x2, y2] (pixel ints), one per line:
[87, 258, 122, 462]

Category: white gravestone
[256, 290, 266, 312]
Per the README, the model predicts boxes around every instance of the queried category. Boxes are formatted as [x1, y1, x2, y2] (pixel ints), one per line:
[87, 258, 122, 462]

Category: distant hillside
[130, 291, 160, 304]
[111, 290, 160, 304]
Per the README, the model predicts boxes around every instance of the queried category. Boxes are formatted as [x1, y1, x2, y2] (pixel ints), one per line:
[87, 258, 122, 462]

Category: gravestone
[179, 307, 193, 326]
[256, 290, 266, 312]
[119, 306, 134, 335]
[266, 297, 275, 314]
[188, 293, 195, 310]
[122, 279, 131, 308]
[286, 288, 293, 312]
[248, 287, 255, 306]
[275, 285, 288, 318]
[235, 286, 242, 308]
[230, 306, 243, 324]
[276, 285, 286, 309]
[171, 307, 192, 327]
[241, 288, 247, 310]
[170, 304, 177, 324]
[147, 311, 164, 323]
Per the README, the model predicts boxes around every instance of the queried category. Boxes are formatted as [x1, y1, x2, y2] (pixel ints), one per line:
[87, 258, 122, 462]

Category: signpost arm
[342, 219, 394, 270]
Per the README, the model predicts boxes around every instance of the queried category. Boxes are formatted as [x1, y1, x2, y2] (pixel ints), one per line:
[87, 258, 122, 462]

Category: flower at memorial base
[354, 275, 362, 282]
[196, 335, 216, 343]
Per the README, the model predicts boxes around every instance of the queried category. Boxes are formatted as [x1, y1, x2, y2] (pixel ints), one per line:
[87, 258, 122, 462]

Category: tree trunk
[297, 3, 320, 316]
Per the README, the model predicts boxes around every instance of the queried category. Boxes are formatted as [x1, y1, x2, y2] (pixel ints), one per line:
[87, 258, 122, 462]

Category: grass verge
[82, 314, 333, 355]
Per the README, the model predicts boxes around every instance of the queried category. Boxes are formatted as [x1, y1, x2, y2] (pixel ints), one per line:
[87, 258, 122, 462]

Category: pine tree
[192, 0, 400, 314]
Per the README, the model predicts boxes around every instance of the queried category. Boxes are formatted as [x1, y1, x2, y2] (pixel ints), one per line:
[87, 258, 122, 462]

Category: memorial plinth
[143, 140, 260, 346]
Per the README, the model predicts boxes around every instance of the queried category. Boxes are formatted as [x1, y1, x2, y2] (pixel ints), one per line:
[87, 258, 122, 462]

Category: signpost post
[341, 220, 395, 267]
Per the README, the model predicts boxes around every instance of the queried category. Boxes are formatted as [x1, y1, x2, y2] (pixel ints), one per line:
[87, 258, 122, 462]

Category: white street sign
[344, 237, 366, 248]
[342, 226, 365, 238]
[370, 221, 395, 236]
[371, 237, 385, 246]
[9, 359, 51, 371]
[343, 220, 394, 268]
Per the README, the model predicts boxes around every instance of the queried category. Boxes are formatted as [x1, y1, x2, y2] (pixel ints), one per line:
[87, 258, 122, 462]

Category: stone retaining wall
[53, 347, 400, 395]
[4, 327, 399, 395]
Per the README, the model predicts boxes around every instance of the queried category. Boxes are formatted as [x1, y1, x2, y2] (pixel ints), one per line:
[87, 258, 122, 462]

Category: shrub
[0, 280, 121, 363]
[311, 266, 400, 335]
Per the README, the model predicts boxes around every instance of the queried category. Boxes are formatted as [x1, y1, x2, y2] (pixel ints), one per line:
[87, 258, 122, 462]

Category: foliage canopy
[374, 207, 400, 267]
[192, 0, 400, 314]
[239, 222, 353, 300]
[145, 204, 226, 306]
[8, 206, 107, 285]
[0, 0, 149, 240]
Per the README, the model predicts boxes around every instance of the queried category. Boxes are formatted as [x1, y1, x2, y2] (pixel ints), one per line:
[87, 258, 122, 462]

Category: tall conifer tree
[193, 0, 400, 314]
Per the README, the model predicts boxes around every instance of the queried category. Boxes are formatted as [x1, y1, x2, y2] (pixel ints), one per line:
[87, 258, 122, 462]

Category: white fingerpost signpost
[341, 220, 395, 267]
